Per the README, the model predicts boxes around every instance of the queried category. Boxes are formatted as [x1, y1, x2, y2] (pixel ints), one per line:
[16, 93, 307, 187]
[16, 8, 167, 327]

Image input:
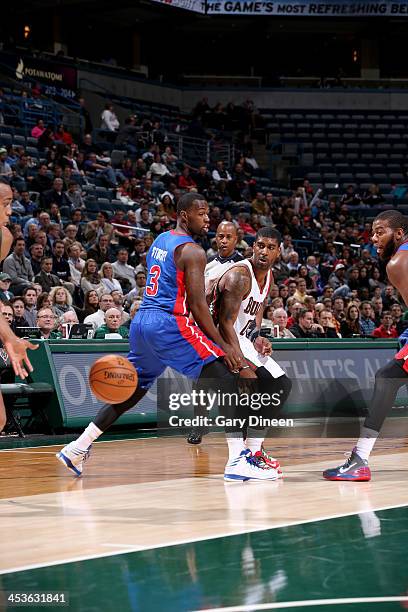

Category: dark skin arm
[176, 243, 242, 371]
[218, 266, 257, 378]
[387, 253, 408, 306]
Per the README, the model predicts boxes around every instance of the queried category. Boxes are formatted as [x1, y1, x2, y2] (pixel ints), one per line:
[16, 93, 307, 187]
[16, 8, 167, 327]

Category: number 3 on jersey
[146, 265, 161, 296]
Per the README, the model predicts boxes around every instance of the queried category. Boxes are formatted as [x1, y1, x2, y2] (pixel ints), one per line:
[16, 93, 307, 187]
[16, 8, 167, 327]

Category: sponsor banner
[151, 0, 408, 16]
[0, 52, 77, 100]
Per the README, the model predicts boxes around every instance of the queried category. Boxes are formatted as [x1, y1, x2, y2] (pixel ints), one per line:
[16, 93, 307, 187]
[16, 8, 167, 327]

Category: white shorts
[239, 336, 286, 379]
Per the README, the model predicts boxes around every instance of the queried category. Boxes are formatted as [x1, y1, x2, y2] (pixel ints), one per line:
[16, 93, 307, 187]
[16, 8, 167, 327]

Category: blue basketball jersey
[140, 230, 195, 315]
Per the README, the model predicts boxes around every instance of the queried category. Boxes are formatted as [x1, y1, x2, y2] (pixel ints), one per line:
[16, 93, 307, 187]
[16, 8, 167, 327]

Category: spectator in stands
[49, 286, 75, 319]
[84, 292, 114, 330]
[287, 251, 300, 274]
[328, 263, 346, 290]
[37, 292, 52, 312]
[178, 166, 197, 192]
[28, 164, 53, 193]
[31, 119, 45, 139]
[80, 134, 104, 157]
[340, 302, 361, 338]
[58, 310, 80, 338]
[11, 296, 29, 331]
[86, 234, 113, 266]
[125, 271, 146, 304]
[94, 307, 129, 339]
[34, 230, 52, 257]
[271, 308, 295, 338]
[286, 299, 303, 328]
[80, 259, 104, 295]
[84, 153, 117, 187]
[372, 311, 398, 338]
[371, 296, 383, 326]
[36, 308, 61, 340]
[3, 237, 34, 294]
[112, 248, 136, 290]
[37, 126, 54, 151]
[52, 240, 74, 294]
[85, 211, 114, 245]
[100, 262, 123, 294]
[280, 234, 295, 263]
[65, 181, 84, 210]
[0, 148, 12, 179]
[390, 303, 407, 335]
[382, 284, 399, 310]
[359, 301, 376, 337]
[79, 290, 99, 322]
[1, 302, 14, 330]
[293, 278, 308, 304]
[316, 309, 341, 338]
[22, 286, 38, 327]
[289, 308, 324, 338]
[362, 184, 385, 207]
[41, 178, 71, 209]
[101, 103, 119, 133]
[340, 185, 361, 207]
[66, 242, 85, 288]
[212, 161, 231, 183]
[54, 124, 73, 146]
[29, 243, 44, 276]
[0, 273, 13, 302]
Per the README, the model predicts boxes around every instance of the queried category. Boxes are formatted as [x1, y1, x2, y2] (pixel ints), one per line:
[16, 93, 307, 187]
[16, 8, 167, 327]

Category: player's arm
[387, 254, 408, 306]
[180, 244, 241, 371]
[218, 267, 250, 358]
[0, 309, 38, 378]
[253, 300, 272, 356]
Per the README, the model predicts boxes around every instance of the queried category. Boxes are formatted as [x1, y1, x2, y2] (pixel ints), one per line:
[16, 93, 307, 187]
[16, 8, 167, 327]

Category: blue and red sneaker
[323, 448, 371, 482]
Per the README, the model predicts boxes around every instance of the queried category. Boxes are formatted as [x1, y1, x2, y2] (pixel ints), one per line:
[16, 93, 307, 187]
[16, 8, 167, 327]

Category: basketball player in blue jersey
[58, 193, 276, 480]
[0, 181, 38, 432]
[324, 210, 408, 481]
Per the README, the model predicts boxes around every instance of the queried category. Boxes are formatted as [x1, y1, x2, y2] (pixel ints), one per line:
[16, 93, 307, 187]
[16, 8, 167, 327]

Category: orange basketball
[89, 355, 138, 404]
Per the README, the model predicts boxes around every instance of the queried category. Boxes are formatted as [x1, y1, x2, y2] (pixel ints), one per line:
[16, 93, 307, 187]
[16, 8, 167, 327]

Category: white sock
[226, 433, 245, 461]
[75, 422, 103, 452]
[245, 427, 267, 454]
[245, 437, 264, 454]
[356, 427, 378, 461]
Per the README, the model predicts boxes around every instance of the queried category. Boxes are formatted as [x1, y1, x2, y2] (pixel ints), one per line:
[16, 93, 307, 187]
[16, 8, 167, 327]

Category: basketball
[89, 355, 138, 404]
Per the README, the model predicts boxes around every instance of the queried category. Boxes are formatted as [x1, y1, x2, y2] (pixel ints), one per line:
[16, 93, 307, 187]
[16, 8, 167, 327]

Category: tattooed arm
[218, 266, 251, 359]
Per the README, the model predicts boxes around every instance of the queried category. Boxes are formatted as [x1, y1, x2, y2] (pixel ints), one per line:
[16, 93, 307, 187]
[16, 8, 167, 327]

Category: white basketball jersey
[233, 259, 272, 343]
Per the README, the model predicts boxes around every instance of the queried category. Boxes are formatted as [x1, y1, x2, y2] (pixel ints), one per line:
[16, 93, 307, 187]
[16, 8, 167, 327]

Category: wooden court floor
[0, 433, 408, 611]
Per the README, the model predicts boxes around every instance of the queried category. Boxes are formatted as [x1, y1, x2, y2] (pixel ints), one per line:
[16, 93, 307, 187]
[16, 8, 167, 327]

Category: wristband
[239, 365, 250, 371]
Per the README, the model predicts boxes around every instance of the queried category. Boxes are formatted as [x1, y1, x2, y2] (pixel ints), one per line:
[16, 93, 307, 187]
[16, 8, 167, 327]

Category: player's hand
[254, 336, 272, 356]
[3, 337, 38, 378]
[222, 344, 243, 373]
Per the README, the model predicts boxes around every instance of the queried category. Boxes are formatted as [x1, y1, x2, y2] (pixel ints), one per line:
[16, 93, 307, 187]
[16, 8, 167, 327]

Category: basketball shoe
[323, 448, 371, 481]
[186, 426, 209, 445]
[224, 449, 280, 482]
[56, 442, 91, 476]
[254, 446, 283, 477]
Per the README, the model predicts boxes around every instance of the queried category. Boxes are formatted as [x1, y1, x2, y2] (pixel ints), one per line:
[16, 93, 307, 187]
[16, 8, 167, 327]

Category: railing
[165, 132, 235, 168]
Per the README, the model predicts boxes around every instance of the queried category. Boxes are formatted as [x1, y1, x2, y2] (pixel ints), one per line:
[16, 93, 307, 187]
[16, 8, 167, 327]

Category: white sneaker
[224, 449, 280, 482]
[56, 442, 91, 476]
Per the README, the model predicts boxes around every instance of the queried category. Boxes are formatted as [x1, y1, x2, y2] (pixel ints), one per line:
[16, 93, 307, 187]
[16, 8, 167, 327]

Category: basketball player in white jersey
[0, 181, 38, 432]
[210, 227, 292, 479]
[187, 221, 244, 445]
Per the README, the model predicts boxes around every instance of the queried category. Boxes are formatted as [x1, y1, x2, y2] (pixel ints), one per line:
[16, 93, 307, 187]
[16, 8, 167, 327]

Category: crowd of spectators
[0, 92, 404, 343]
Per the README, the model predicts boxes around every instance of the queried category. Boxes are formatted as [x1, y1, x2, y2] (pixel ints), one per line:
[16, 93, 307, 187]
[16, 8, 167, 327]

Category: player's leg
[244, 363, 292, 475]
[57, 312, 165, 476]
[163, 319, 280, 480]
[323, 354, 407, 481]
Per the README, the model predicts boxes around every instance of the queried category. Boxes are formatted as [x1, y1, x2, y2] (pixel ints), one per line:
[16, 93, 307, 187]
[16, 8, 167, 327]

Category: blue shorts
[128, 309, 225, 389]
